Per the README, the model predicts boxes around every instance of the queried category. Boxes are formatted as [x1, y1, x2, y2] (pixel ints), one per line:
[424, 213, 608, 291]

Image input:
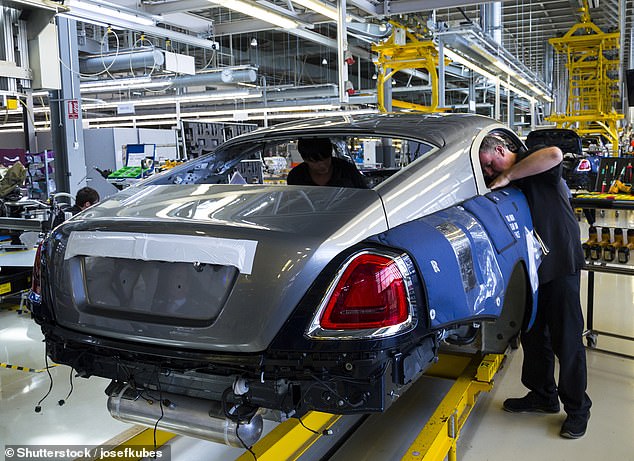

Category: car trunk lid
[46, 184, 388, 352]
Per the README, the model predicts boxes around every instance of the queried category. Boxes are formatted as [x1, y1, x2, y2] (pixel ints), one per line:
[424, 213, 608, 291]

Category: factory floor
[1, 269, 633, 461]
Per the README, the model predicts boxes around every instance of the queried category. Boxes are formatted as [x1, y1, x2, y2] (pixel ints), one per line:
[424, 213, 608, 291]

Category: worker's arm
[489, 146, 563, 189]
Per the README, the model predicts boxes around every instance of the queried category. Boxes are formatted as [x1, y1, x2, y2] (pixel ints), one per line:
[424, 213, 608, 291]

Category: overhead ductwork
[481, 2, 502, 45]
[347, 22, 393, 41]
[80, 49, 164, 74]
[265, 84, 338, 101]
[80, 66, 259, 93]
[169, 68, 258, 88]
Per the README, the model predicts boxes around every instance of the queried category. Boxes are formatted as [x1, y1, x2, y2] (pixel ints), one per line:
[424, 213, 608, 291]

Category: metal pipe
[80, 49, 165, 74]
[107, 384, 263, 447]
[337, 0, 349, 103]
[169, 69, 257, 88]
[481, 2, 502, 46]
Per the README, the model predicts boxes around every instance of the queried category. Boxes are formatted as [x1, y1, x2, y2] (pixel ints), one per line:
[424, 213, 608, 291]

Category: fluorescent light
[81, 89, 262, 109]
[292, 0, 338, 21]
[445, 49, 536, 103]
[68, 0, 155, 26]
[80, 77, 173, 93]
[492, 59, 517, 77]
[444, 49, 497, 82]
[207, 0, 299, 29]
[58, 12, 119, 29]
[82, 76, 151, 88]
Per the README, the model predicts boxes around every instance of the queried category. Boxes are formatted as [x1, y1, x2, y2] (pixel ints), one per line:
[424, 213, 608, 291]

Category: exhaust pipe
[107, 384, 263, 447]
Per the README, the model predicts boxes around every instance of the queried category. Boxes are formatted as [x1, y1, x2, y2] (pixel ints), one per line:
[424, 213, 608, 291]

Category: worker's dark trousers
[520, 271, 592, 416]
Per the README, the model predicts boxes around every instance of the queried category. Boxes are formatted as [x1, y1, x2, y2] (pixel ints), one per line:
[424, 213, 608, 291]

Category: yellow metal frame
[372, 21, 444, 113]
[237, 411, 342, 461]
[237, 353, 504, 461]
[546, 0, 623, 154]
[401, 353, 505, 461]
[101, 426, 176, 461]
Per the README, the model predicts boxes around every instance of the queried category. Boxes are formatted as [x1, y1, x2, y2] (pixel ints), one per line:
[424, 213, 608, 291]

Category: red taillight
[577, 159, 591, 172]
[31, 241, 43, 296]
[320, 253, 409, 330]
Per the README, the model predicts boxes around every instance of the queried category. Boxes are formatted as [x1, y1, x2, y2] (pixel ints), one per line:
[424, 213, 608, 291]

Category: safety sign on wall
[67, 99, 79, 119]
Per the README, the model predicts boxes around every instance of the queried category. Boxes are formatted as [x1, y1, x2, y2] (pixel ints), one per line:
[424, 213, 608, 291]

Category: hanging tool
[617, 229, 634, 263]
[582, 226, 598, 260]
[603, 228, 623, 262]
[590, 227, 610, 260]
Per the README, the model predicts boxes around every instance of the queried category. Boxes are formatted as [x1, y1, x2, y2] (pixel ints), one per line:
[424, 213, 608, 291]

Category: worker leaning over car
[479, 134, 591, 439]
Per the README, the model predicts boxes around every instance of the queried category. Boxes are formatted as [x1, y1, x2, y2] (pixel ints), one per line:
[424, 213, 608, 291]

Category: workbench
[571, 194, 634, 359]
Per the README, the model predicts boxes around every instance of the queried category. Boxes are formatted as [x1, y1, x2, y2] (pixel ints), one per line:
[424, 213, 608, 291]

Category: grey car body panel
[53, 185, 387, 352]
[45, 113, 512, 353]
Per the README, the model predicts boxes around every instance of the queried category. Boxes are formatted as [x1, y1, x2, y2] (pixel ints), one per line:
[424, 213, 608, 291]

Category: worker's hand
[488, 171, 511, 189]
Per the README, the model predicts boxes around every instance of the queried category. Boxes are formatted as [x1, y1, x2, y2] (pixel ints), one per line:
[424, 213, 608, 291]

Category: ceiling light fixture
[81, 76, 152, 89]
[444, 48, 536, 103]
[81, 89, 262, 109]
[492, 59, 517, 78]
[80, 76, 175, 93]
[250, 37, 258, 47]
[292, 0, 339, 21]
[67, 0, 156, 26]
[57, 12, 120, 29]
[206, 0, 299, 29]
[321, 58, 328, 65]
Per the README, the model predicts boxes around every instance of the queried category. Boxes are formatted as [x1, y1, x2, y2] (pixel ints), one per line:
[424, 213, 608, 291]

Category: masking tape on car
[64, 231, 258, 274]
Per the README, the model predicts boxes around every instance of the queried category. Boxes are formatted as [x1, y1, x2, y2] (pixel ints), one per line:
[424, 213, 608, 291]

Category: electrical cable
[127, 35, 174, 95]
[235, 422, 257, 461]
[56, 26, 121, 79]
[17, 98, 36, 127]
[34, 347, 55, 413]
[152, 368, 164, 456]
[57, 366, 75, 406]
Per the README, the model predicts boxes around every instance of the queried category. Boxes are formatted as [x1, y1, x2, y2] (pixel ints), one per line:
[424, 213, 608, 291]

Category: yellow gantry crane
[372, 21, 445, 113]
[547, 0, 623, 155]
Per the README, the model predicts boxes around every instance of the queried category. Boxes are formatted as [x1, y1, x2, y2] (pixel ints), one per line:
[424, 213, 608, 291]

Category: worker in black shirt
[286, 138, 368, 188]
[51, 186, 100, 229]
[479, 134, 591, 439]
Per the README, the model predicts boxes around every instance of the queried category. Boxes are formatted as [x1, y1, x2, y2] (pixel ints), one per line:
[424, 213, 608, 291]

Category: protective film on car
[370, 206, 505, 327]
[421, 208, 504, 321]
[65, 231, 258, 274]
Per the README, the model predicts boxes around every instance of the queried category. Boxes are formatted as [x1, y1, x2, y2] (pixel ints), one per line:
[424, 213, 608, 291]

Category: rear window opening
[152, 136, 435, 189]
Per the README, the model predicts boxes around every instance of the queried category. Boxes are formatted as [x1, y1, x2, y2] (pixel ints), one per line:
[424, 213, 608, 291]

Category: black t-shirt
[514, 146, 585, 283]
[286, 157, 368, 188]
[51, 204, 82, 229]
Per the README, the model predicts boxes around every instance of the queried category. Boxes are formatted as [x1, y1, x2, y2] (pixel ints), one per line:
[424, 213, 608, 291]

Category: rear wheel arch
[481, 261, 532, 353]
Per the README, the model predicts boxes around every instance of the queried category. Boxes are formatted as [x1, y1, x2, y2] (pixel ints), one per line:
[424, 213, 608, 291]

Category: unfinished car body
[30, 113, 543, 446]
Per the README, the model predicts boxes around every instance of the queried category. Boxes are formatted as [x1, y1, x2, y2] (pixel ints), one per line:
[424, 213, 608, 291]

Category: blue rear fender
[370, 186, 538, 332]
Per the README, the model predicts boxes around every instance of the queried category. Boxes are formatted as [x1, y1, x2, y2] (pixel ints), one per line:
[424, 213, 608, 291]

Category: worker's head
[297, 138, 333, 175]
[479, 134, 515, 181]
[75, 187, 100, 211]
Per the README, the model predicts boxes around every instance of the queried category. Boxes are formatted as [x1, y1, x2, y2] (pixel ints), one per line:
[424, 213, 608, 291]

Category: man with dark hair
[286, 138, 368, 188]
[479, 134, 591, 439]
[51, 186, 100, 229]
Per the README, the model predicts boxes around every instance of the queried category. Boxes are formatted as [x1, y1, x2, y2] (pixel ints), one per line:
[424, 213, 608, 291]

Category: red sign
[67, 99, 79, 119]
